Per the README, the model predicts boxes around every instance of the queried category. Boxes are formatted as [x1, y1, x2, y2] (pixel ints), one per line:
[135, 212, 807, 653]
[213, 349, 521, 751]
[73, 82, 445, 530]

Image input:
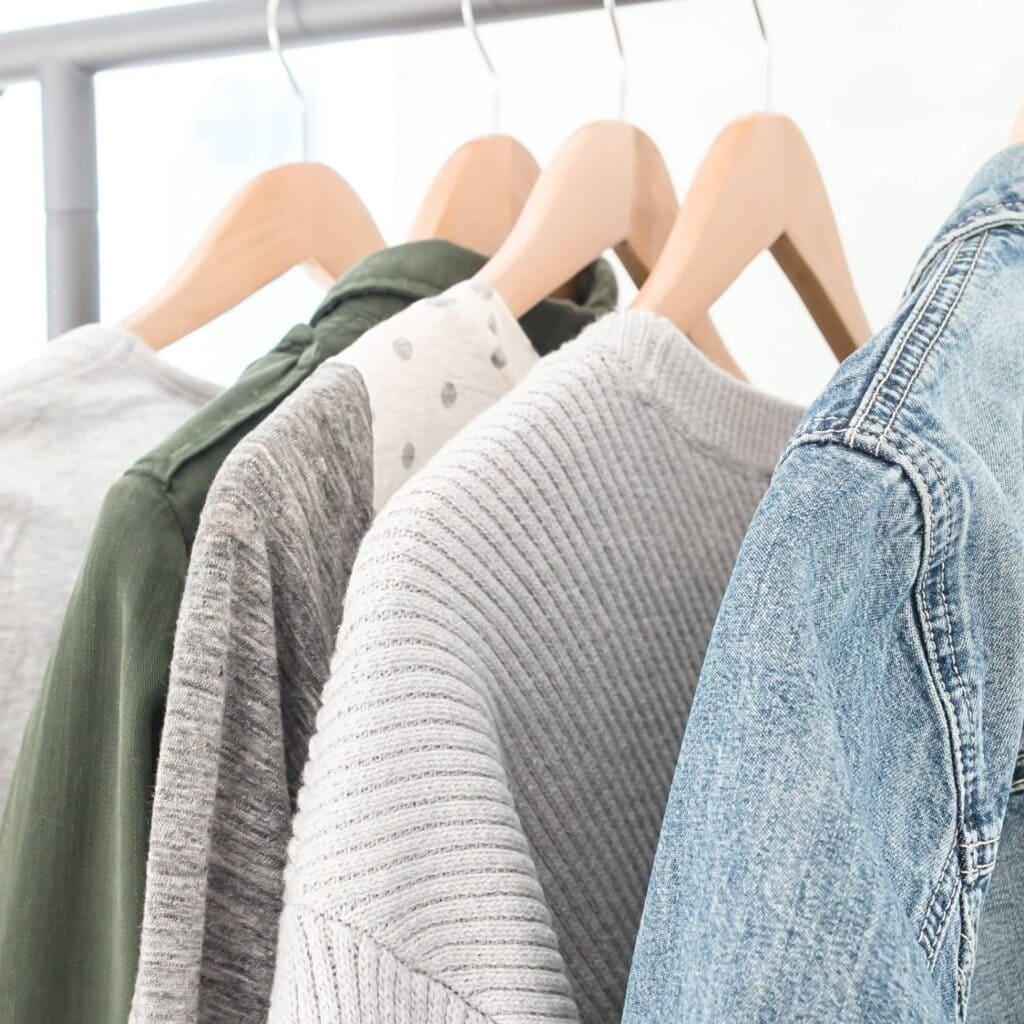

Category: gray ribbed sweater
[269, 312, 805, 1024]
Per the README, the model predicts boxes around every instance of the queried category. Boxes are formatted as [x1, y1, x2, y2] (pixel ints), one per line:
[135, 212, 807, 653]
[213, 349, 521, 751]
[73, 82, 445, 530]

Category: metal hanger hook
[266, 0, 310, 159]
[461, 0, 500, 133]
[751, 0, 772, 112]
[604, 0, 627, 120]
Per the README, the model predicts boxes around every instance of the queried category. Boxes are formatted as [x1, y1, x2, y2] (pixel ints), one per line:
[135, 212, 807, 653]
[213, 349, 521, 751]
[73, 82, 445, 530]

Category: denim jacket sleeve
[623, 143, 1024, 1024]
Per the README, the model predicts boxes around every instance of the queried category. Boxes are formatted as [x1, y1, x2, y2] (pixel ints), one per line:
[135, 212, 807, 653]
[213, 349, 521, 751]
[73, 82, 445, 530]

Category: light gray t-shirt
[269, 311, 805, 1024]
[0, 325, 220, 806]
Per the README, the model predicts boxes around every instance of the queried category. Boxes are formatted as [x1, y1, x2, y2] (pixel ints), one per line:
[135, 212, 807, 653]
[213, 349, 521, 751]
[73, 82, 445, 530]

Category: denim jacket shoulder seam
[847, 229, 989, 451]
[788, 425, 974, 811]
[906, 203, 1024, 296]
[847, 241, 963, 449]
[873, 234, 988, 455]
[781, 424, 976, 983]
[790, 228, 989, 457]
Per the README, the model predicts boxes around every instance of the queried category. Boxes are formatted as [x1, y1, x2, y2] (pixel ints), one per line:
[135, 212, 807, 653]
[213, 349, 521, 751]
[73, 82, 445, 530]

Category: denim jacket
[622, 144, 1024, 1023]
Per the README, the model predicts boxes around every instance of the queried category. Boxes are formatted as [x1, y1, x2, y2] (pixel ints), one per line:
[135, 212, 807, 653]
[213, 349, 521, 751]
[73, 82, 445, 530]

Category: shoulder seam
[562, 322, 797, 476]
[820, 225, 991, 456]
[121, 467, 191, 564]
[848, 240, 964, 449]
[869, 232, 988, 457]
[906, 206, 1024, 297]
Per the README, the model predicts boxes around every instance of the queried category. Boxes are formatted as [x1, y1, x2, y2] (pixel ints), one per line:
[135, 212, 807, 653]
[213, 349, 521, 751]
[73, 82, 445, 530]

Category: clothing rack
[0, 0, 651, 340]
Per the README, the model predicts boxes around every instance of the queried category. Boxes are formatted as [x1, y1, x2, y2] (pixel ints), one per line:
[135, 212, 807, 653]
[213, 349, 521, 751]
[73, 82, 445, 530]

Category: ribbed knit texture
[131, 363, 374, 1024]
[269, 312, 804, 1024]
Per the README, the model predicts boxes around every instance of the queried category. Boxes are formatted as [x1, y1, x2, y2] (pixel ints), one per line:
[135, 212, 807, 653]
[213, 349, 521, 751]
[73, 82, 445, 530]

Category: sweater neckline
[587, 311, 805, 473]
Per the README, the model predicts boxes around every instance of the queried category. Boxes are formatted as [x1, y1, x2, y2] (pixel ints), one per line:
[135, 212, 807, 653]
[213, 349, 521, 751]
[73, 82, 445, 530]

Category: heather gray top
[269, 312, 805, 1024]
[0, 326, 219, 807]
[132, 280, 606, 1024]
[132, 361, 375, 1024]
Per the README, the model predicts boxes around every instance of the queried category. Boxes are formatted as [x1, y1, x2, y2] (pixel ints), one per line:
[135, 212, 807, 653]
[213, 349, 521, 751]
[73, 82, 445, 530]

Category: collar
[313, 240, 618, 351]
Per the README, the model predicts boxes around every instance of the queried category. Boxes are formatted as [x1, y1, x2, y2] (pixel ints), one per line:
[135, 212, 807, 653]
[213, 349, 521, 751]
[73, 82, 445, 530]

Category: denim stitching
[785, 417, 855, 445]
[918, 835, 958, 948]
[806, 416, 858, 429]
[858, 242, 959, 433]
[888, 429, 979, 819]
[859, 236, 979, 455]
[778, 420, 851, 460]
[788, 426, 966, 780]
[957, 917, 974, 1014]
[789, 424, 982, 799]
[785, 216, 1010, 1008]
[901, 452, 972, 893]
[962, 862, 996, 884]
[786, 425, 972, 976]
[930, 874, 962, 969]
[902, 430, 980, 767]
[841, 232, 984, 827]
[953, 198, 1024, 217]
[907, 206, 1024, 295]
[875, 233, 989, 456]
[847, 243, 961, 449]
[962, 837, 999, 849]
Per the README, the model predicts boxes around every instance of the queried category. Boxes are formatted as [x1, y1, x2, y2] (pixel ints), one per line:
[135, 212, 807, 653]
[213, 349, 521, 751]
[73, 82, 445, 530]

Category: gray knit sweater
[269, 312, 805, 1024]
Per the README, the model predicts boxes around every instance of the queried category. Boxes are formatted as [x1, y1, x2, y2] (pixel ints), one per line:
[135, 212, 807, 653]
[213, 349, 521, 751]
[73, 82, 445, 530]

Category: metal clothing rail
[0, 0, 651, 338]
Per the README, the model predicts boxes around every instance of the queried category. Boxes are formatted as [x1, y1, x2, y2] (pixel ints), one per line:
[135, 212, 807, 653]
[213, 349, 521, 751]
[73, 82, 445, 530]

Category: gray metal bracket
[39, 61, 99, 336]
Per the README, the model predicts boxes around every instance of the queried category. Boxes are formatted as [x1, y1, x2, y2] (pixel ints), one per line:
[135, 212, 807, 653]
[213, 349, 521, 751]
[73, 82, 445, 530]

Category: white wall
[0, 0, 1021, 405]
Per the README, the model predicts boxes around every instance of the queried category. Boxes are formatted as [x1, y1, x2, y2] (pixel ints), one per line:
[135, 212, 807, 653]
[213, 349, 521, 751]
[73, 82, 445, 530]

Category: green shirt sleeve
[0, 473, 187, 1024]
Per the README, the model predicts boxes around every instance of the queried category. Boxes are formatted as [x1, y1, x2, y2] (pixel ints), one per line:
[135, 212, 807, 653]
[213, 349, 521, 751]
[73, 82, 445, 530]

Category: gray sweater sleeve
[269, 313, 804, 1024]
[270, 488, 573, 1024]
[132, 364, 374, 1024]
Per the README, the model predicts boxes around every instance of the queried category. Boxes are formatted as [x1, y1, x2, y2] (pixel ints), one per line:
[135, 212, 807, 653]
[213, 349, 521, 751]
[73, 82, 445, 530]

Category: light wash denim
[622, 143, 1024, 1024]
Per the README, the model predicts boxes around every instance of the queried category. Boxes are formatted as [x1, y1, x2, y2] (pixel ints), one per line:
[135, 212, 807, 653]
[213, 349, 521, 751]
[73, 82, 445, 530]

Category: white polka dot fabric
[335, 280, 539, 511]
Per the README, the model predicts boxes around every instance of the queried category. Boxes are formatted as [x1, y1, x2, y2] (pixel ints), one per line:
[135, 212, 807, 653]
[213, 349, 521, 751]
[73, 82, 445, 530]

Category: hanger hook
[751, 0, 772, 111]
[266, 0, 310, 159]
[604, 0, 627, 120]
[461, 0, 500, 133]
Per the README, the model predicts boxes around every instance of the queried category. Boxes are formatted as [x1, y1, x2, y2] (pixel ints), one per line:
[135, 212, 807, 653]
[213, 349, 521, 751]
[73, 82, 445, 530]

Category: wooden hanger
[411, 3, 541, 256]
[473, 120, 727, 362]
[632, 113, 870, 370]
[1011, 105, 1024, 144]
[408, 135, 541, 256]
[119, 163, 386, 351]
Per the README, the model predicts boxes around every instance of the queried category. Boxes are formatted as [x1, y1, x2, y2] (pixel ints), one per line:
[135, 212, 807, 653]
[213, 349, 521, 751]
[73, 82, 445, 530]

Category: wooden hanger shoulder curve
[474, 120, 663, 314]
[632, 113, 870, 364]
[409, 135, 540, 257]
[1011, 106, 1024, 144]
[120, 162, 385, 351]
[471, 119, 728, 366]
